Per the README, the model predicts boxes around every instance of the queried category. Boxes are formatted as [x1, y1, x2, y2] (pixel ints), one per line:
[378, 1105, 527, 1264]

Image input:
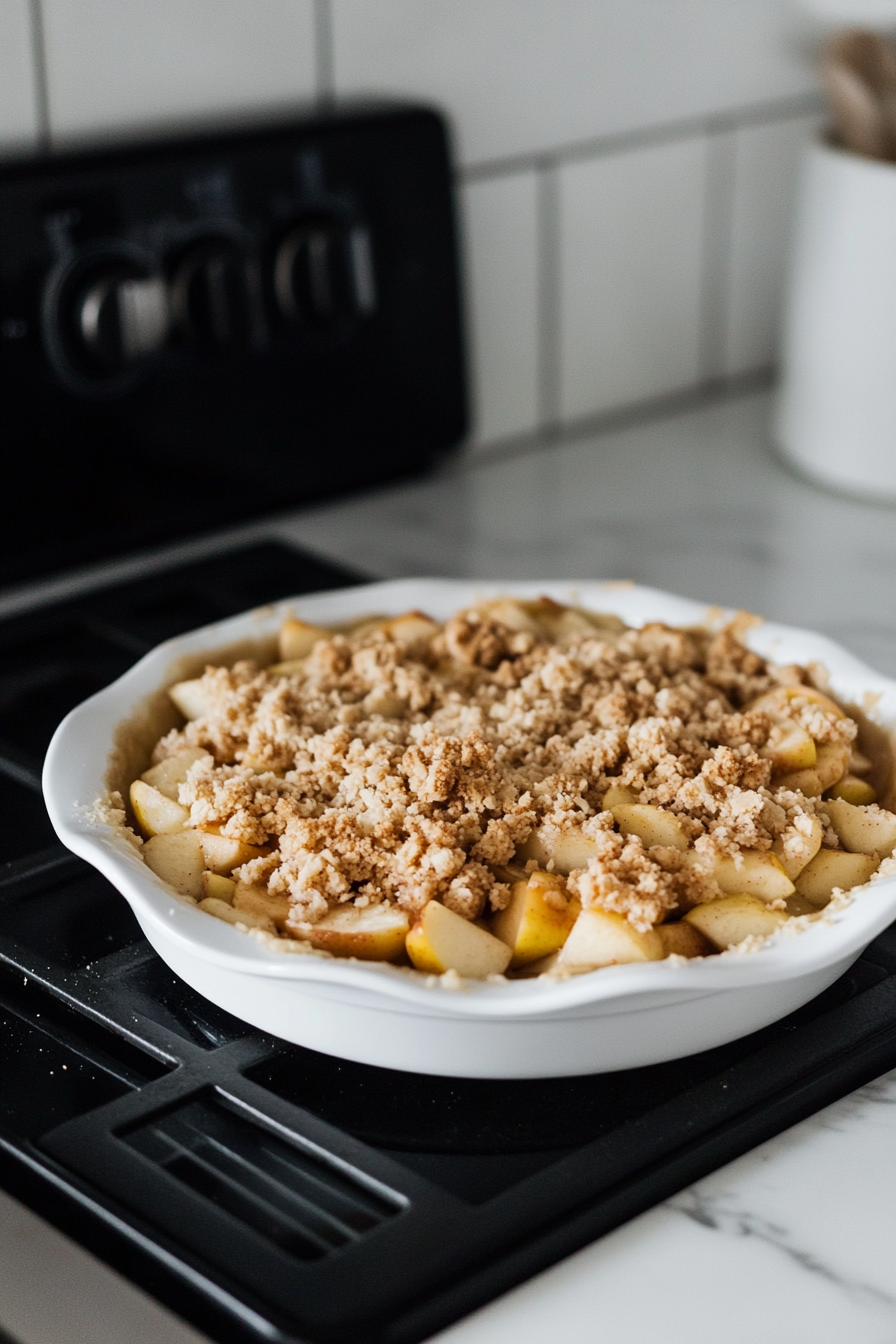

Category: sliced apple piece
[828, 775, 877, 806]
[406, 901, 512, 977]
[750, 685, 845, 721]
[362, 687, 407, 717]
[557, 908, 663, 970]
[656, 921, 714, 959]
[201, 872, 236, 903]
[601, 783, 639, 809]
[517, 827, 603, 876]
[293, 903, 410, 962]
[783, 894, 817, 916]
[129, 779, 189, 837]
[279, 617, 331, 661]
[169, 677, 215, 721]
[822, 799, 896, 859]
[547, 607, 601, 639]
[760, 717, 816, 774]
[142, 830, 204, 899]
[232, 882, 291, 928]
[472, 598, 541, 634]
[507, 950, 562, 978]
[267, 658, 309, 676]
[378, 611, 441, 648]
[775, 767, 822, 797]
[198, 896, 276, 934]
[140, 748, 211, 801]
[795, 848, 880, 906]
[611, 804, 689, 851]
[690, 849, 795, 901]
[772, 814, 824, 880]
[814, 741, 851, 791]
[200, 832, 269, 875]
[684, 894, 787, 949]
[491, 870, 579, 967]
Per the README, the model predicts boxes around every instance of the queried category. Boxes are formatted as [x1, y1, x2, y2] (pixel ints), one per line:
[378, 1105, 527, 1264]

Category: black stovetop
[3, 540, 896, 1344]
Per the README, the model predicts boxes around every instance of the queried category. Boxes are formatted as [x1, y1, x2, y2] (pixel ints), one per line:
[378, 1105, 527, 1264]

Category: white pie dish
[43, 579, 896, 1078]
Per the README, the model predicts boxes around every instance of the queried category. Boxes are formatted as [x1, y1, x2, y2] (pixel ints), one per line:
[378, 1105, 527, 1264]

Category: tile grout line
[536, 160, 562, 436]
[27, 0, 51, 152]
[698, 127, 737, 385]
[460, 91, 824, 185]
[313, 0, 335, 103]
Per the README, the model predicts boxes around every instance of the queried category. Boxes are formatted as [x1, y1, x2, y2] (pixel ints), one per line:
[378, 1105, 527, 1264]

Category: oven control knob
[76, 268, 169, 370]
[273, 216, 375, 330]
[170, 240, 251, 352]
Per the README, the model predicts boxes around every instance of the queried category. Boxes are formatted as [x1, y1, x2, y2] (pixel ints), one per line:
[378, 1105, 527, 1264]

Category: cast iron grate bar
[122, 1094, 399, 1259]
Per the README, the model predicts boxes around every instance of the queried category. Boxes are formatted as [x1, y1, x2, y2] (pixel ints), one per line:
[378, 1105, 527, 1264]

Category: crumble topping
[152, 606, 846, 930]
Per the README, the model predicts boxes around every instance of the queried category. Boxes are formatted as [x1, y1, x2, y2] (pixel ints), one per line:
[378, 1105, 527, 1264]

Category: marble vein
[669, 1191, 896, 1312]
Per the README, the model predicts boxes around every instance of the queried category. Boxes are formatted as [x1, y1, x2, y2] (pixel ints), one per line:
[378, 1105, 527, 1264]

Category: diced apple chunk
[491, 870, 578, 967]
[750, 686, 845, 721]
[169, 677, 215, 721]
[232, 882, 291, 928]
[822, 799, 896, 859]
[517, 827, 603, 876]
[130, 779, 189, 836]
[279, 617, 331, 661]
[199, 832, 268, 875]
[472, 598, 541, 633]
[267, 658, 309, 676]
[557, 909, 663, 970]
[294, 903, 410, 962]
[142, 831, 205, 899]
[813, 742, 851, 791]
[783, 894, 817, 916]
[201, 872, 236, 903]
[794, 849, 880, 906]
[776, 768, 822, 797]
[198, 896, 276, 934]
[697, 850, 795, 901]
[507, 950, 562, 978]
[684, 895, 787, 949]
[140, 748, 211, 801]
[772, 815, 824, 880]
[362, 687, 407, 717]
[406, 901, 512, 977]
[828, 775, 877, 806]
[656, 921, 714, 959]
[611, 804, 689, 851]
[760, 717, 816, 774]
[376, 611, 441, 648]
[601, 783, 639, 809]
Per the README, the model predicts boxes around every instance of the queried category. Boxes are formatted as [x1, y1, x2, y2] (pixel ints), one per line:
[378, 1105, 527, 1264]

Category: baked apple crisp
[127, 598, 896, 977]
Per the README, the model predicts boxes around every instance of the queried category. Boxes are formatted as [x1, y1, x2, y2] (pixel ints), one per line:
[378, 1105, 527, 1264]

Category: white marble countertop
[2, 386, 896, 1344]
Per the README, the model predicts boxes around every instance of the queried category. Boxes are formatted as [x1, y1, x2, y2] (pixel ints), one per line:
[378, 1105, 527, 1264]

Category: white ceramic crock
[43, 580, 896, 1078]
[776, 136, 896, 501]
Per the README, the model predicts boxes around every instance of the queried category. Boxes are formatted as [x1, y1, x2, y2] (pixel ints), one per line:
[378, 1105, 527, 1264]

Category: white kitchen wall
[0, 0, 826, 453]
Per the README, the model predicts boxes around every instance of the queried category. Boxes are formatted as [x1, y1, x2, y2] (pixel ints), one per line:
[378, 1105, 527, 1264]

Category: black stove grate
[2, 541, 896, 1344]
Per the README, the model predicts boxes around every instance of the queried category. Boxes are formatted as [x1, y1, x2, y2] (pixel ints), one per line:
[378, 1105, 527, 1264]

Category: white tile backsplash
[461, 172, 540, 447]
[558, 139, 707, 423]
[41, 0, 317, 145]
[331, 0, 818, 169]
[0, 0, 40, 155]
[0, 1, 826, 454]
[723, 113, 822, 376]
